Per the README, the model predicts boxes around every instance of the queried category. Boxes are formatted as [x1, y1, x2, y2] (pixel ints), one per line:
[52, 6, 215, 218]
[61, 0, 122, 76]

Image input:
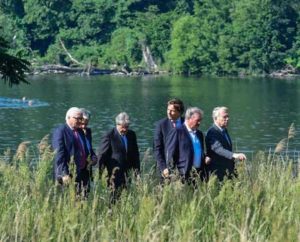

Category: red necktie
[73, 130, 86, 169]
[171, 120, 176, 128]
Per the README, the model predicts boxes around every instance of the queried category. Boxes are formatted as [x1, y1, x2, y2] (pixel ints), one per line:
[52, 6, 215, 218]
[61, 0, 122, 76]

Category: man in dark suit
[153, 98, 184, 181]
[52, 107, 90, 197]
[98, 112, 140, 203]
[80, 108, 97, 189]
[206, 106, 246, 181]
[167, 107, 211, 183]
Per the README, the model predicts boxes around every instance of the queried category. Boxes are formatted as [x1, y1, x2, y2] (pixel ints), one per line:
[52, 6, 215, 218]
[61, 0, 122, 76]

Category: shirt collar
[67, 123, 75, 131]
[184, 123, 196, 133]
[170, 117, 180, 124]
[215, 123, 225, 132]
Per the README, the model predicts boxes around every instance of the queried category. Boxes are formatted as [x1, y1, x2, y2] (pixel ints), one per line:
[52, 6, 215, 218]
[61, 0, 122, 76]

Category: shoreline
[28, 64, 165, 77]
[27, 64, 300, 78]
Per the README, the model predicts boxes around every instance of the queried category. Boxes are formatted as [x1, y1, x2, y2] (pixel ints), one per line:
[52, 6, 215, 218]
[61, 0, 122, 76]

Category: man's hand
[90, 155, 98, 165]
[136, 173, 141, 180]
[205, 156, 212, 165]
[62, 175, 71, 185]
[162, 168, 170, 178]
[233, 153, 247, 161]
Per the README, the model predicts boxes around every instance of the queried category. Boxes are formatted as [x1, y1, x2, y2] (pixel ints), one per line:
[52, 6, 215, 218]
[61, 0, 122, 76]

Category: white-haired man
[52, 107, 90, 197]
[98, 112, 140, 204]
[206, 106, 246, 181]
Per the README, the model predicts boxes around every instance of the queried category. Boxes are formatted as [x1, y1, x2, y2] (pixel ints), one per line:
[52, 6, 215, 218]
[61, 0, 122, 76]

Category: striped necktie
[171, 120, 176, 128]
[73, 130, 86, 169]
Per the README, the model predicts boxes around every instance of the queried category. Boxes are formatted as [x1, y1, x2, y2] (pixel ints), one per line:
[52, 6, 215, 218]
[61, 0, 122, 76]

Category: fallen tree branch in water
[59, 38, 85, 66]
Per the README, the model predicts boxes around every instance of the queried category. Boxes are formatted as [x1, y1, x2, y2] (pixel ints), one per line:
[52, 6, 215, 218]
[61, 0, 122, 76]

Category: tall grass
[0, 145, 299, 241]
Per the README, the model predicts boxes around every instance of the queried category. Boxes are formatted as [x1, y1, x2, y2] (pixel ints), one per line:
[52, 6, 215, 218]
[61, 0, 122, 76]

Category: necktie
[171, 120, 176, 128]
[73, 130, 86, 169]
[189, 131, 202, 168]
[222, 129, 231, 145]
[121, 135, 127, 152]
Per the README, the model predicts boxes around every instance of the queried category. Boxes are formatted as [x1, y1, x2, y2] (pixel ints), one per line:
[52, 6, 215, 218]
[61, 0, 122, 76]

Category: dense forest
[1, 0, 300, 75]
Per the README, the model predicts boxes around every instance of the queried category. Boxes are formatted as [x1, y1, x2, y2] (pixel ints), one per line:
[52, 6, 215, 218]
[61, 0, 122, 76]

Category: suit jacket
[205, 124, 235, 180]
[168, 124, 206, 176]
[52, 124, 89, 180]
[98, 128, 140, 185]
[153, 117, 184, 172]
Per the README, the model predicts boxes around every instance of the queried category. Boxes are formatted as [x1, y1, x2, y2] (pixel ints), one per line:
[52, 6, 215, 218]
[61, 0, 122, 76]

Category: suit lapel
[113, 128, 126, 153]
[168, 119, 174, 129]
[195, 130, 206, 160]
[213, 124, 232, 148]
[183, 124, 193, 150]
[64, 124, 75, 156]
[78, 129, 89, 155]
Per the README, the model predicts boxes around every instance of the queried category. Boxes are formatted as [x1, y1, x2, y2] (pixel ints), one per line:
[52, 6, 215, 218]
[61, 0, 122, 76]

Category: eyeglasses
[72, 116, 82, 120]
[117, 124, 129, 129]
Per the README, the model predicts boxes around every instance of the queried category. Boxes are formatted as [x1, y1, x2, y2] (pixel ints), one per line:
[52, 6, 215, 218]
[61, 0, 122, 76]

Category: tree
[104, 27, 143, 68]
[229, 0, 298, 73]
[167, 15, 201, 74]
[22, 0, 72, 55]
[0, 36, 30, 86]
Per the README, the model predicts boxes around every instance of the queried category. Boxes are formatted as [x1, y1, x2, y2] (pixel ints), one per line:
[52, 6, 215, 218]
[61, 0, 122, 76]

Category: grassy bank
[0, 148, 299, 242]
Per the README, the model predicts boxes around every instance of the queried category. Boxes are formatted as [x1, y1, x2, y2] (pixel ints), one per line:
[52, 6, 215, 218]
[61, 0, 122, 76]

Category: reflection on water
[0, 75, 300, 160]
[0, 96, 49, 109]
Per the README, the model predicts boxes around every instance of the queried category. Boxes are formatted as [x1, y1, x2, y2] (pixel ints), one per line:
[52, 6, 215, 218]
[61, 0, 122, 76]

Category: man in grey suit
[206, 107, 246, 181]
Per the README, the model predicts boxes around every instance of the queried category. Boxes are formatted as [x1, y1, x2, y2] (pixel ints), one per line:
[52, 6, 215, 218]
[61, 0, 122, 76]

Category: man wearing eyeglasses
[52, 107, 90, 197]
[205, 106, 246, 181]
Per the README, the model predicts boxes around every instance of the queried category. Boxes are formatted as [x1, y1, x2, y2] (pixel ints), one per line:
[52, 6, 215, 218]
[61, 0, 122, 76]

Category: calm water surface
[1, 75, 300, 159]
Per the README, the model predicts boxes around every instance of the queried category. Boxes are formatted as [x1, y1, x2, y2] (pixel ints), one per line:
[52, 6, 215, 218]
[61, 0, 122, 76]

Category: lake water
[1, 74, 300, 160]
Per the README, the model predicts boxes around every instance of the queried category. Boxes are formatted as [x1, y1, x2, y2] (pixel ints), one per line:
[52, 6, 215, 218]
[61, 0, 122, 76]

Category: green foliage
[0, 149, 299, 241]
[40, 42, 63, 64]
[1, 0, 300, 74]
[193, 0, 234, 74]
[167, 0, 235, 74]
[104, 27, 143, 67]
[60, 0, 115, 46]
[167, 15, 202, 74]
[0, 35, 30, 86]
[228, 0, 298, 74]
[22, 0, 70, 55]
[285, 27, 300, 68]
[134, 6, 173, 65]
[0, 0, 25, 17]
[0, 6, 31, 57]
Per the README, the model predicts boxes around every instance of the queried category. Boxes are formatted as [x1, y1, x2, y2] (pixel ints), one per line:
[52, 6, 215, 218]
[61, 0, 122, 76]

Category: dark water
[1, 74, 300, 159]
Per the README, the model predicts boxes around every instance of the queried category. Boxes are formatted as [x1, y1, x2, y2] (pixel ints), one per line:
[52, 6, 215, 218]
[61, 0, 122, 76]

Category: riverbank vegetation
[0, 141, 299, 241]
[1, 0, 300, 76]
[0, 34, 30, 86]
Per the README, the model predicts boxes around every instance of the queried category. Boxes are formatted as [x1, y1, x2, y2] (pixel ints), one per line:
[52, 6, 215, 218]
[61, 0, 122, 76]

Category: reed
[0, 144, 299, 241]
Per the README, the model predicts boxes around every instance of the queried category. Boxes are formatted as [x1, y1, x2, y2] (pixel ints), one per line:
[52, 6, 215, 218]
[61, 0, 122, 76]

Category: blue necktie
[189, 131, 202, 168]
[121, 135, 127, 152]
[222, 129, 231, 145]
